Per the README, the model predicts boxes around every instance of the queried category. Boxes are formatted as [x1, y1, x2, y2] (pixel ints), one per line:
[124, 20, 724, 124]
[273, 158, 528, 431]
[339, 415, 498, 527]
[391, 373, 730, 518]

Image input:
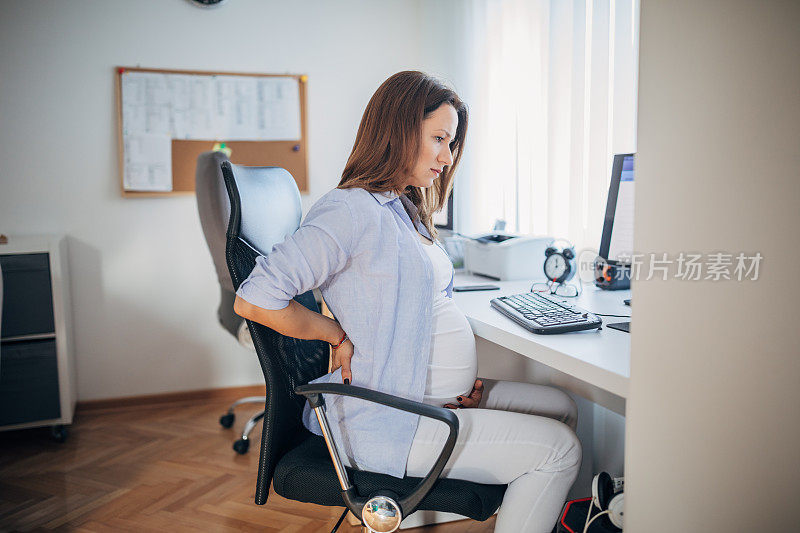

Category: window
[457, 0, 640, 253]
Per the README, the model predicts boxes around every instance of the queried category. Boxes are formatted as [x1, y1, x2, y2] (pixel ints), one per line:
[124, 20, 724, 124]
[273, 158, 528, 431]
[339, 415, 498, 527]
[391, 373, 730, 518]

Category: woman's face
[404, 104, 458, 189]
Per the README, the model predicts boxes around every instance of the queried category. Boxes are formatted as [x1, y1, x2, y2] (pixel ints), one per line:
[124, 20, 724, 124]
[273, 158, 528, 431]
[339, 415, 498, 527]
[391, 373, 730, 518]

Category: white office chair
[195, 150, 264, 454]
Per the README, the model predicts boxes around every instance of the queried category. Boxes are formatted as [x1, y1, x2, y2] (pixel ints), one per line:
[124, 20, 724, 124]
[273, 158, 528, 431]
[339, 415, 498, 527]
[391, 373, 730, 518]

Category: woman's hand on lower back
[332, 339, 354, 384]
[444, 379, 484, 409]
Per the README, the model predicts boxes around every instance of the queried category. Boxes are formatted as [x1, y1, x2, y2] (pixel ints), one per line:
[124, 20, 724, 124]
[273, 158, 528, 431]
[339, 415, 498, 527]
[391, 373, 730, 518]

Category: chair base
[219, 395, 266, 454]
[330, 508, 350, 533]
[397, 510, 467, 529]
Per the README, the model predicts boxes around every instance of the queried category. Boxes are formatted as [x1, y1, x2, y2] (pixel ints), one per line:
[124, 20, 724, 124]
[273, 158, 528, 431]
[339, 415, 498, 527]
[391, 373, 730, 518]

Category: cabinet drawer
[0, 253, 56, 338]
[0, 339, 61, 425]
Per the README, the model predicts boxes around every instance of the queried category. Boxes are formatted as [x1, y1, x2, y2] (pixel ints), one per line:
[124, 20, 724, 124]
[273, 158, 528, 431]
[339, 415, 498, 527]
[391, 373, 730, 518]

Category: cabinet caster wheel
[219, 413, 235, 428]
[233, 438, 249, 454]
[50, 425, 68, 443]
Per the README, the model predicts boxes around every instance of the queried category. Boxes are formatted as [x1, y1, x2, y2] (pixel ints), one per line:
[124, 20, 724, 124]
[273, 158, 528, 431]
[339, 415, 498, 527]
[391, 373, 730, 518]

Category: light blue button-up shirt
[236, 186, 453, 478]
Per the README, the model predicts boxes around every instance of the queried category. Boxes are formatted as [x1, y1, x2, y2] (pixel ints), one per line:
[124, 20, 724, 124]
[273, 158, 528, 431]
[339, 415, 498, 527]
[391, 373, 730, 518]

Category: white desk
[453, 274, 630, 415]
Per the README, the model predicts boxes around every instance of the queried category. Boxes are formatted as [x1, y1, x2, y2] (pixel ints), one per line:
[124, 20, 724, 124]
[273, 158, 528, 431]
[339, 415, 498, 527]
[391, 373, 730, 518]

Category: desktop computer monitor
[599, 153, 635, 265]
[433, 189, 454, 230]
[594, 153, 635, 300]
[596, 153, 634, 331]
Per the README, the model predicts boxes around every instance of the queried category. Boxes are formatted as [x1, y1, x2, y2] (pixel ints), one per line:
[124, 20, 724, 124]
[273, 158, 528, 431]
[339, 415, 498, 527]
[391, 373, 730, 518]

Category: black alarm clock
[543, 239, 576, 284]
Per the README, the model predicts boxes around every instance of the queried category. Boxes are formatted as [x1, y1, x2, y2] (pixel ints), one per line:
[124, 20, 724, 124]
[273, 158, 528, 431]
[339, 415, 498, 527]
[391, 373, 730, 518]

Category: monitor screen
[433, 188, 454, 230]
[599, 154, 635, 263]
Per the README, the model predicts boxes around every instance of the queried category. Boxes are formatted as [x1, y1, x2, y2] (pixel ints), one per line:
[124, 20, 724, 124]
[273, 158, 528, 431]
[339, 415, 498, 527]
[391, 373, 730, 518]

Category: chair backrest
[196, 151, 234, 293]
[220, 161, 330, 505]
[196, 151, 242, 337]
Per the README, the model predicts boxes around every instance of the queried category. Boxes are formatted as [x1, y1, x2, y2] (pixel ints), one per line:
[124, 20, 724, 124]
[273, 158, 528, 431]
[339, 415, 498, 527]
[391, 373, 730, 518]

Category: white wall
[0, 0, 430, 400]
[627, 1, 800, 530]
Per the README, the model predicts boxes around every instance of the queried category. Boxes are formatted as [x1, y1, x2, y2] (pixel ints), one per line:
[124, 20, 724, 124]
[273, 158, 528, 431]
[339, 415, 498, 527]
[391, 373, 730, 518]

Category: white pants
[406, 379, 581, 533]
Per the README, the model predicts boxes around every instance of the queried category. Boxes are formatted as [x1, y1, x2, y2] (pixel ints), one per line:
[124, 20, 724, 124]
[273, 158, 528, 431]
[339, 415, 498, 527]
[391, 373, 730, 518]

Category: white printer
[463, 234, 551, 281]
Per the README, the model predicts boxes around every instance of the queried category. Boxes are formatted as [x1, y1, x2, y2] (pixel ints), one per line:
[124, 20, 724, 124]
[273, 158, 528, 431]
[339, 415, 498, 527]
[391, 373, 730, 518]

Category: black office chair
[220, 160, 506, 532]
[196, 151, 267, 454]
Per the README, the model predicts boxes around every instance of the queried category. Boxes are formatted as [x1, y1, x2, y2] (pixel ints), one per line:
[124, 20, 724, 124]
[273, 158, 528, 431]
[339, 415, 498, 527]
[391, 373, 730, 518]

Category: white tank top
[418, 233, 478, 406]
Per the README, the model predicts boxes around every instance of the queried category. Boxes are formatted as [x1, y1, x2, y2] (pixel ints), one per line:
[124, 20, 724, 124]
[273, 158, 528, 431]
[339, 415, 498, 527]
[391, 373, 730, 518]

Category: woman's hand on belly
[444, 379, 484, 409]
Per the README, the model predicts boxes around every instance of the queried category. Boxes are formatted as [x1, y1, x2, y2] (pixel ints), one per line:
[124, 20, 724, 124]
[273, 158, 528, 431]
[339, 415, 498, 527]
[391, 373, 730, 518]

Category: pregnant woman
[234, 71, 581, 533]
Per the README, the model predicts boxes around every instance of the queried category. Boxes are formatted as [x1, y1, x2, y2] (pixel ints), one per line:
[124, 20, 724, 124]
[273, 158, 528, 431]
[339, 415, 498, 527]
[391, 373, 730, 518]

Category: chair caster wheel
[50, 425, 68, 443]
[219, 413, 235, 428]
[233, 438, 249, 454]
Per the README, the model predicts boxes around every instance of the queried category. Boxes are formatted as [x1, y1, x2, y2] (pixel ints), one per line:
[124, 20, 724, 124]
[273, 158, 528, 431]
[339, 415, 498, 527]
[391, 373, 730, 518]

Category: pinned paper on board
[123, 134, 172, 191]
[118, 69, 304, 193]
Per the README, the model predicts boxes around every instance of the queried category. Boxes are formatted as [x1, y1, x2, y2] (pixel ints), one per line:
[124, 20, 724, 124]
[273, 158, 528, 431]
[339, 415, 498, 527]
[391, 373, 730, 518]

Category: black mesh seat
[274, 432, 505, 521]
[220, 161, 506, 531]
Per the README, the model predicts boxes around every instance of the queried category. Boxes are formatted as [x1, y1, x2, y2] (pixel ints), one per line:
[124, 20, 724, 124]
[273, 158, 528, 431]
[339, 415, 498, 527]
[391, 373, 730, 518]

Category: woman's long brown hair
[338, 71, 468, 239]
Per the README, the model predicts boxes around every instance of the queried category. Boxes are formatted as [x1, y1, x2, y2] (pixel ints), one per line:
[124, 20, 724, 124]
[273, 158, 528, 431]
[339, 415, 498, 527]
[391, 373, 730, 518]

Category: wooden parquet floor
[0, 395, 496, 532]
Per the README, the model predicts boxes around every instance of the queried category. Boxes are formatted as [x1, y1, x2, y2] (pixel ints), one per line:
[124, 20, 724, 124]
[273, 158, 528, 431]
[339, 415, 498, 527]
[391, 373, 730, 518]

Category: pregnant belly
[423, 298, 478, 407]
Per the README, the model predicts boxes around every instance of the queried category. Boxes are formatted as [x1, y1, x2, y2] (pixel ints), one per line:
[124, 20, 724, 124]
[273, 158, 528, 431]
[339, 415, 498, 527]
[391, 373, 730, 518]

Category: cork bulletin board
[116, 67, 309, 197]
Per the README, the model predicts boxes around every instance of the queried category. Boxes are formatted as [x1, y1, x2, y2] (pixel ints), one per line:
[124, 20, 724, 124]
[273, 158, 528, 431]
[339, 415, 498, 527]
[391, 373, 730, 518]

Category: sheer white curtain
[457, 0, 639, 253]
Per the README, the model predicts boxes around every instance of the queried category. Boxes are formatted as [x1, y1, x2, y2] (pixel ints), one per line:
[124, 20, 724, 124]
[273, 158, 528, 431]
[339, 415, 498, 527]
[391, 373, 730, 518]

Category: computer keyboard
[490, 292, 603, 334]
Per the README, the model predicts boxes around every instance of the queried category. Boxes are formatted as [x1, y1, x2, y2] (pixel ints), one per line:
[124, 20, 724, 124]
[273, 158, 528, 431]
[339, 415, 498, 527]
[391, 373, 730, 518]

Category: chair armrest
[296, 382, 458, 430]
[295, 383, 459, 520]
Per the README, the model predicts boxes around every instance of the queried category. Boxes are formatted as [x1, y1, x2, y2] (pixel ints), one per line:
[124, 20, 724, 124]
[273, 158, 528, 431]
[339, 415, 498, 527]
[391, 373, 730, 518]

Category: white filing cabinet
[0, 235, 76, 441]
